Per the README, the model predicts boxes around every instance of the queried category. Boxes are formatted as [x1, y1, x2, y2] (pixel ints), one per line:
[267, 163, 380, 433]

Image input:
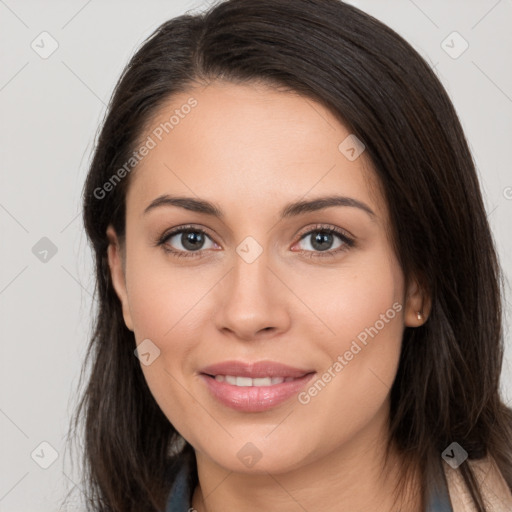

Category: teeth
[253, 377, 272, 386]
[213, 375, 297, 386]
[236, 376, 253, 387]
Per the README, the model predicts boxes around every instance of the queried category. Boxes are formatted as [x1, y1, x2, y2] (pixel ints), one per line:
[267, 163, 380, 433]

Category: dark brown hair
[64, 0, 512, 510]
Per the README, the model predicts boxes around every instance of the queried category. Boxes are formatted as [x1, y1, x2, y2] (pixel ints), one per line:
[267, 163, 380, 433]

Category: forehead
[126, 80, 385, 220]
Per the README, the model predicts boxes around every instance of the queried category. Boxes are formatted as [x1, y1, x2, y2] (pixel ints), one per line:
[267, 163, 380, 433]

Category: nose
[212, 249, 291, 341]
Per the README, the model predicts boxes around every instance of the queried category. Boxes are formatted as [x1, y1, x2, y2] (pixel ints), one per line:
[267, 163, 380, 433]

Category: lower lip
[200, 373, 316, 412]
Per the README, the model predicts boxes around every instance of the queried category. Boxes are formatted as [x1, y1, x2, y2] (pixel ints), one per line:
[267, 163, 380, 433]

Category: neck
[191, 403, 421, 512]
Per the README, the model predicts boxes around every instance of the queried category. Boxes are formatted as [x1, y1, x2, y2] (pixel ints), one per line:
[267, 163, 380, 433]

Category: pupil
[312, 232, 332, 251]
[183, 231, 203, 251]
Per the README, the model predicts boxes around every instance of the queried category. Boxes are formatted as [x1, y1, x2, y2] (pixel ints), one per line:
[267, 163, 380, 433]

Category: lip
[199, 360, 316, 412]
[200, 360, 314, 379]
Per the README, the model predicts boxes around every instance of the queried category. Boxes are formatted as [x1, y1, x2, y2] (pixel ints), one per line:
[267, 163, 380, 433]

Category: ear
[106, 225, 134, 332]
[403, 275, 431, 327]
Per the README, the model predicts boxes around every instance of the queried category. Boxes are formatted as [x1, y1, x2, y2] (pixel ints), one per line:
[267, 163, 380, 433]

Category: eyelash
[156, 223, 355, 260]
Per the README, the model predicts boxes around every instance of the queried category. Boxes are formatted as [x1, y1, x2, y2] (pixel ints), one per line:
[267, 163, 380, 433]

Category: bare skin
[106, 80, 430, 511]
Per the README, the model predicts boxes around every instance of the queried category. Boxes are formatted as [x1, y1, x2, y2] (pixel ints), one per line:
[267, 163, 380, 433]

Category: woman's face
[107, 80, 425, 474]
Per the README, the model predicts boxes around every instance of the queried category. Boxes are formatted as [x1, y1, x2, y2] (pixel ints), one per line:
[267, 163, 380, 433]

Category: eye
[157, 225, 218, 259]
[293, 224, 355, 259]
[156, 223, 355, 260]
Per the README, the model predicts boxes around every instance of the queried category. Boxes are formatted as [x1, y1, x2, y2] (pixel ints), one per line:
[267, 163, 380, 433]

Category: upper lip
[200, 360, 315, 379]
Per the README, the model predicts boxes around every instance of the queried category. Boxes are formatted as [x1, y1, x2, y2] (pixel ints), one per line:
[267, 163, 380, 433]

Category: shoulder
[443, 456, 512, 512]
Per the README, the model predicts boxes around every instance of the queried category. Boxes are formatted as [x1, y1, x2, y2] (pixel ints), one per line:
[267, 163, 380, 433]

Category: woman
[66, 0, 512, 510]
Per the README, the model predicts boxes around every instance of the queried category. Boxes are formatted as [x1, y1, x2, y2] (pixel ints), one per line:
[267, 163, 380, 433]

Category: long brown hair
[64, 0, 512, 510]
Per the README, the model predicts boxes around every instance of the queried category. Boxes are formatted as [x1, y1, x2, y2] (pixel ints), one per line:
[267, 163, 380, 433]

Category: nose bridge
[229, 237, 274, 305]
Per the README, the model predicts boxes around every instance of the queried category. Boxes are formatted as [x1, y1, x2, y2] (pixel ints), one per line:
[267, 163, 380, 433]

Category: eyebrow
[143, 194, 376, 220]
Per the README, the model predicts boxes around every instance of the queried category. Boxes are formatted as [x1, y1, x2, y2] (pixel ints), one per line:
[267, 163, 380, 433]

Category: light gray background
[1, 0, 511, 510]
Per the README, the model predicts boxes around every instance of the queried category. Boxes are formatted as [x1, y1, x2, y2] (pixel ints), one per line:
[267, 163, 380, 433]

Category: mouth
[198, 360, 316, 412]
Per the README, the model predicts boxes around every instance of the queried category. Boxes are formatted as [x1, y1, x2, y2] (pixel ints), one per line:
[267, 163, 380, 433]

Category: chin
[199, 440, 315, 475]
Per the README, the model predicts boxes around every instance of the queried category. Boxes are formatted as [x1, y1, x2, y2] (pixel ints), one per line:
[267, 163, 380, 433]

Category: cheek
[126, 247, 210, 343]
[124, 253, 216, 429]
[286, 247, 404, 349]
[292, 249, 405, 410]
